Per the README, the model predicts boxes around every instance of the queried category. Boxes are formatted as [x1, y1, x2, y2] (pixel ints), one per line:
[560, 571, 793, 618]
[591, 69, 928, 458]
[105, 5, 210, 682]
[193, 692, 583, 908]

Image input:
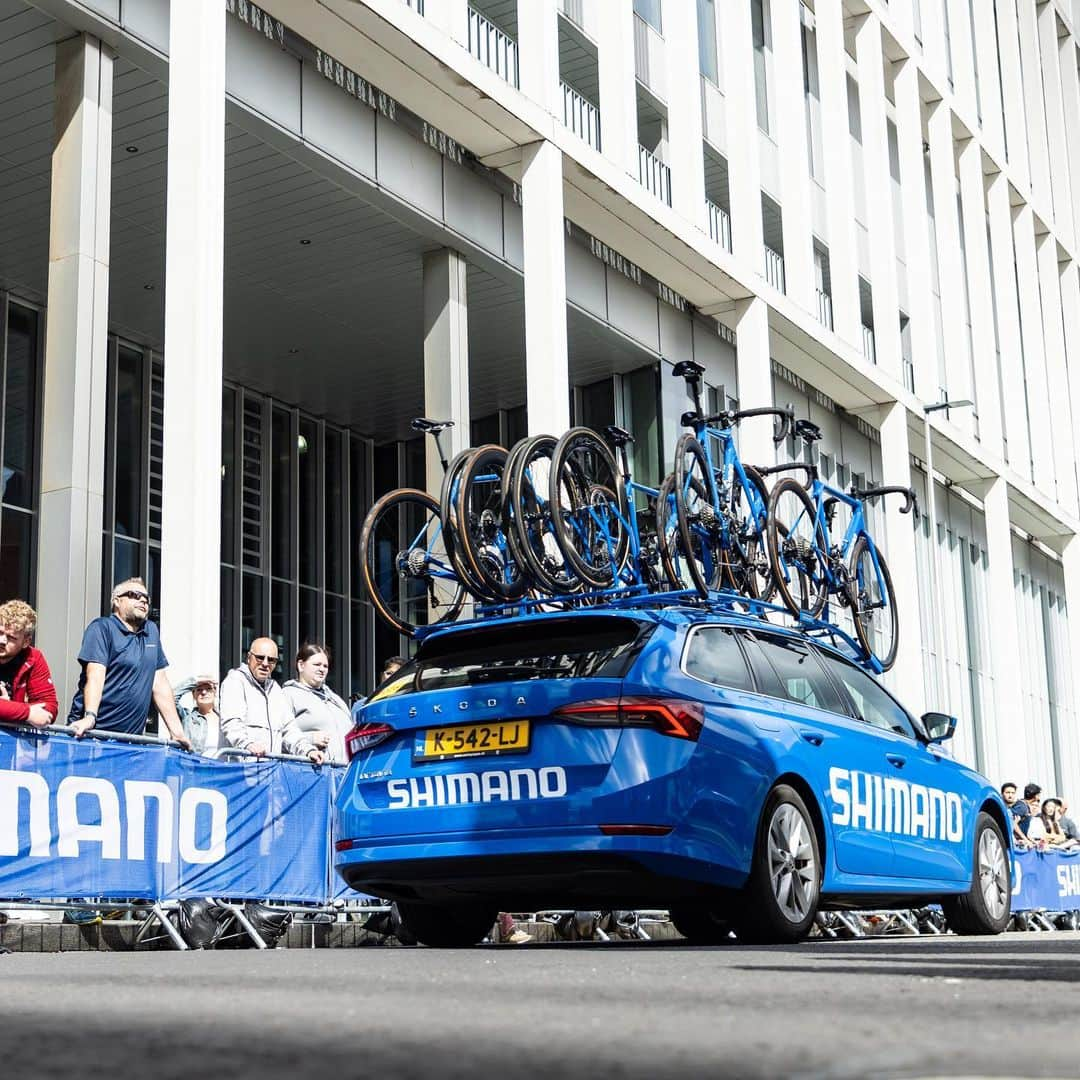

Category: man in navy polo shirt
[66, 577, 192, 750]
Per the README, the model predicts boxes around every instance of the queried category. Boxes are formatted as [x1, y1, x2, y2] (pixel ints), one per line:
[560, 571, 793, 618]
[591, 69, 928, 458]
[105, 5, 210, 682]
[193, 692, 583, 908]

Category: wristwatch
[83, 711, 97, 720]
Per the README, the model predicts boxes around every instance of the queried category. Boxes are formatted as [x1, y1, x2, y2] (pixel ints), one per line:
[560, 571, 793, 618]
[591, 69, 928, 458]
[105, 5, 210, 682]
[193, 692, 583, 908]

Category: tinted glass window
[683, 627, 754, 692]
[392, 617, 650, 694]
[748, 634, 846, 714]
[816, 654, 916, 738]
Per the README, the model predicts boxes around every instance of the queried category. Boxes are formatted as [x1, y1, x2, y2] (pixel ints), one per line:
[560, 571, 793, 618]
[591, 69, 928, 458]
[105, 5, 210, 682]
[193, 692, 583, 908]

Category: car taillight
[345, 721, 396, 760]
[553, 697, 704, 741]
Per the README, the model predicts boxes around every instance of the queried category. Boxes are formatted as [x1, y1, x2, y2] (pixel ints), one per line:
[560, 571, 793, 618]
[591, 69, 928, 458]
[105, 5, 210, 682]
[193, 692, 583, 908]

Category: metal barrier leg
[224, 903, 268, 949]
[151, 903, 189, 951]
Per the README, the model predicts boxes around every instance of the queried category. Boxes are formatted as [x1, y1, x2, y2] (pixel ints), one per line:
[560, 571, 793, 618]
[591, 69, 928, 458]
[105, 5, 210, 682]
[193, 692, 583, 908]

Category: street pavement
[5, 932, 1078, 1079]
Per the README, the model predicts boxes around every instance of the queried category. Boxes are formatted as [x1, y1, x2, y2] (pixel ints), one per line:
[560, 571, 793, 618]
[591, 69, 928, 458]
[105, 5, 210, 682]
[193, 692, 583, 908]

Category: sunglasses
[249, 653, 279, 664]
[195, 684, 216, 692]
[118, 591, 149, 602]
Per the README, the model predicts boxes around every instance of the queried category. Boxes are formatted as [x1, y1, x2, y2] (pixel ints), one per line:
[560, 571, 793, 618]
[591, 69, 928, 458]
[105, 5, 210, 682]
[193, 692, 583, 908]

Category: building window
[634, 0, 662, 34]
[752, 0, 771, 134]
[0, 299, 42, 603]
[697, 0, 718, 84]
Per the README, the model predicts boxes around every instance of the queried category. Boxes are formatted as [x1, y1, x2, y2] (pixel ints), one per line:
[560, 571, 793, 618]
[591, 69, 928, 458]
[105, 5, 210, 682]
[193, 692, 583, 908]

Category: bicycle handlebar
[683, 405, 795, 444]
[851, 484, 919, 517]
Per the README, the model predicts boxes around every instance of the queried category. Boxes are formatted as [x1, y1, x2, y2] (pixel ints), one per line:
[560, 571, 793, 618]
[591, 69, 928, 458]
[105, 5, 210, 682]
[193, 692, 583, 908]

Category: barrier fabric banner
[1013, 848, 1080, 912]
[0, 730, 333, 902]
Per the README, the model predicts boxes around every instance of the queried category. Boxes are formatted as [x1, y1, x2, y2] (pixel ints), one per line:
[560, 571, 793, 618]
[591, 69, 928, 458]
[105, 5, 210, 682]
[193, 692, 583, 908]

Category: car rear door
[741, 631, 897, 877]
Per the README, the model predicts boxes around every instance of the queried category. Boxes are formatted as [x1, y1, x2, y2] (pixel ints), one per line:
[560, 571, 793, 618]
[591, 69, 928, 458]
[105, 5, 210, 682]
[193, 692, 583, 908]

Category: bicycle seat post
[431, 429, 449, 474]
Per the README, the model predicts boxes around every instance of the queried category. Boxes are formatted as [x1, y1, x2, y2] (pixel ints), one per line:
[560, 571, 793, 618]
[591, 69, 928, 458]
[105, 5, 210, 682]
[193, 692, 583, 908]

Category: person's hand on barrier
[249, 742, 268, 757]
[26, 704, 53, 728]
[313, 731, 331, 750]
[172, 732, 194, 753]
[70, 716, 96, 738]
[0, 680, 9, 700]
[306, 748, 325, 766]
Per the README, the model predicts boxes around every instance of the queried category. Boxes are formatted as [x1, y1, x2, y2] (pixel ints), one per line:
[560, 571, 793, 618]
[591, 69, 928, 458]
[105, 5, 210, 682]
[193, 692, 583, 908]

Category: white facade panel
[300, 63, 377, 178]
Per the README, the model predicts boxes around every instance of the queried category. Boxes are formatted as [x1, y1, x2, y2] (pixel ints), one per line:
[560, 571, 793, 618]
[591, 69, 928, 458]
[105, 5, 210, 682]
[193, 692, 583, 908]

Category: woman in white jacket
[282, 643, 353, 764]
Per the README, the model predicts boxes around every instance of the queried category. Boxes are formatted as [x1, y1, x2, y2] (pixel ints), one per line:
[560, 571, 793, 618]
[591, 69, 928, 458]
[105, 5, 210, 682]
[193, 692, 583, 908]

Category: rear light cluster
[345, 722, 395, 761]
[553, 697, 704, 741]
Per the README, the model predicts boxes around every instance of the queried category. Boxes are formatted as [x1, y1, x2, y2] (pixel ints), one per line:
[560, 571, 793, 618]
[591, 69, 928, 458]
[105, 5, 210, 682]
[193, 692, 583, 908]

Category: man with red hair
[0, 599, 57, 728]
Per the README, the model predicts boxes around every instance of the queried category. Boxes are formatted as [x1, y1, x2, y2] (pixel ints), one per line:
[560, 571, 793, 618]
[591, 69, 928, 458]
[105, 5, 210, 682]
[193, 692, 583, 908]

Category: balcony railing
[764, 246, 786, 294]
[561, 0, 584, 28]
[638, 144, 671, 206]
[468, 7, 519, 87]
[403, 0, 424, 12]
[633, 13, 650, 84]
[816, 288, 833, 330]
[562, 82, 601, 151]
[706, 199, 731, 252]
[862, 324, 877, 365]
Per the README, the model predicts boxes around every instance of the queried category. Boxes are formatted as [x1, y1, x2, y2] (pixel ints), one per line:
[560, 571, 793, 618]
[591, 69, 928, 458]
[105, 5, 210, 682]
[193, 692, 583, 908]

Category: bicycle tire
[848, 535, 899, 670]
[438, 447, 491, 600]
[549, 427, 629, 589]
[360, 487, 466, 636]
[673, 434, 724, 598]
[507, 434, 580, 594]
[453, 444, 528, 601]
[656, 470, 705, 591]
[723, 464, 775, 600]
[766, 477, 828, 617]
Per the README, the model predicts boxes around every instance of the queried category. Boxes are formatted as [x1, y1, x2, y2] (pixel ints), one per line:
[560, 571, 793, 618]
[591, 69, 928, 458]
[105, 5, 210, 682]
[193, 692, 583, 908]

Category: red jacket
[0, 646, 58, 724]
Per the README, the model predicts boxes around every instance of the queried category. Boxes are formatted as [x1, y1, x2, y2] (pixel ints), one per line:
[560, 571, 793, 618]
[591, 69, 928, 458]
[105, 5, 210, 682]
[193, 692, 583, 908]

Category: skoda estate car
[334, 607, 1012, 946]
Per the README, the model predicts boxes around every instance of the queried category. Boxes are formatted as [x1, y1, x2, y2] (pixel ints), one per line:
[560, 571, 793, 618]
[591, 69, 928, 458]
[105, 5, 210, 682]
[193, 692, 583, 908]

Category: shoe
[506, 929, 532, 944]
[64, 908, 101, 926]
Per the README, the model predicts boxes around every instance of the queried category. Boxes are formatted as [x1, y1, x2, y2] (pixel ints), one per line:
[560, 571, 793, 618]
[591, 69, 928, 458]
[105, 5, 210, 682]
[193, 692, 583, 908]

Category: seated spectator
[174, 675, 225, 757]
[220, 637, 322, 764]
[1000, 782, 1029, 847]
[283, 644, 352, 765]
[1037, 799, 1077, 850]
[0, 599, 57, 728]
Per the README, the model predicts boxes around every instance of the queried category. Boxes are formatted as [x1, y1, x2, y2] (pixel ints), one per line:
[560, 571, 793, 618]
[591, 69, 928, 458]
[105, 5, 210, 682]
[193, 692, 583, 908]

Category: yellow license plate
[416, 719, 530, 762]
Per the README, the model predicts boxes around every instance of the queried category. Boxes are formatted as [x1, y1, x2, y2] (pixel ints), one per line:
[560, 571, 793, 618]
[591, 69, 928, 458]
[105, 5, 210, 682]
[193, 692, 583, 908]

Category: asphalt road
[5, 933, 1078, 1080]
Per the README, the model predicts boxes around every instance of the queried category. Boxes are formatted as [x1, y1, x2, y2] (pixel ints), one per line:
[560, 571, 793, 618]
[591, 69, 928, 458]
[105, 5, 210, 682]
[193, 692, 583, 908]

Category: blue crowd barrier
[1013, 847, 1080, 911]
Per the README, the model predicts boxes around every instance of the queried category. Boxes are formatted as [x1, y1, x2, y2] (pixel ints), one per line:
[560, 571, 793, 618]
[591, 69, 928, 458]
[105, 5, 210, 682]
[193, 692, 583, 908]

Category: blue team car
[334, 607, 1012, 946]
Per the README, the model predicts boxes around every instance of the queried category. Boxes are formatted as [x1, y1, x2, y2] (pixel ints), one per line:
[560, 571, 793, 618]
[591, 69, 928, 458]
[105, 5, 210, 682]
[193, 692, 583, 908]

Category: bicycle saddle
[794, 419, 822, 443]
[410, 417, 455, 434]
[605, 424, 635, 446]
[672, 360, 705, 380]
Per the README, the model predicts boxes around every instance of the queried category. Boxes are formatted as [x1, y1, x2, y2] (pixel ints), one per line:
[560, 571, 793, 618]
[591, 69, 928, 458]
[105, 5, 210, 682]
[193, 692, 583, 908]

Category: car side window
[682, 627, 755, 692]
[744, 633, 846, 714]
[816, 653, 917, 739]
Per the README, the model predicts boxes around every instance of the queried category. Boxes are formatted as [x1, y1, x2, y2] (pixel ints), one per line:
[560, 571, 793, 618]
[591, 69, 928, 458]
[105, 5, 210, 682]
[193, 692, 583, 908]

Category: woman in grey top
[282, 643, 353, 764]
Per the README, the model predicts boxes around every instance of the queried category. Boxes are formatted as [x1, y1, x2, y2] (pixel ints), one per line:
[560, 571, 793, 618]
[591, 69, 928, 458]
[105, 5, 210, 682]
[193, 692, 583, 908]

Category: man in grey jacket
[219, 637, 322, 763]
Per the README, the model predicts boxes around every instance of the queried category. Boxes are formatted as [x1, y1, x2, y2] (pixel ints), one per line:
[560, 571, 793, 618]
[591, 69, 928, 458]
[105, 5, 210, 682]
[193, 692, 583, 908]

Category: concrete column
[160, 1, 225, 683]
[1035, 234, 1076, 516]
[732, 297, 775, 467]
[983, 477, 1029, 786]
[970, 0, 1006, 164]
[815, 0, 860, 348]
[855, 14, 901, 381]
[422, 249, 470, 492]
[1061, 535, 1080, 786]
[892, 56, 936, 401]
[1015, 0, 1052, 215]
[771, 0, 814, 309]
[664, 0, 706, 226]
[596, 1, 638, 177]
[517, 0, 560, 114]
[957, 141, 1003, 457]
[986, 173, 1030, 474]
[1012, 205, 1054, 492]
[1036, 5, 1072, 238]
[926, 102, 974, 436]
[1057, 30, 1080, 252]
[719, 0, 764, 267]
[521, 141, 569, 435]
[877, 402, 924, 714]
[37, 35, 113, 704]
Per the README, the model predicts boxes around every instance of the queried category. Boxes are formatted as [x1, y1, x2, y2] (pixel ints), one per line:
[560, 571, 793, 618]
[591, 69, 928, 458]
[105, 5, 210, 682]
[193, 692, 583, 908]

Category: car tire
[393, 902, 499, 948]
[669, 901, 733, 945]
[941, 812, 1011, 935]
[735, 784, 821, 944]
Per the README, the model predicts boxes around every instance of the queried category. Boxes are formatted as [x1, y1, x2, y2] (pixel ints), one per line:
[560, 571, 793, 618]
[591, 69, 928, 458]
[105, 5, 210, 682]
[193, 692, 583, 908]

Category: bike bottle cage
[605, 424, 635, 447]
[850, 484, 918, 516]
[411, 417, 455, 434]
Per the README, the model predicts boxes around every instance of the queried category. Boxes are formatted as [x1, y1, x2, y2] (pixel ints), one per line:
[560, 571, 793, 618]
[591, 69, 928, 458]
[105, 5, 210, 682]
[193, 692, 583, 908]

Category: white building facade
[1, 0, 1079, 796]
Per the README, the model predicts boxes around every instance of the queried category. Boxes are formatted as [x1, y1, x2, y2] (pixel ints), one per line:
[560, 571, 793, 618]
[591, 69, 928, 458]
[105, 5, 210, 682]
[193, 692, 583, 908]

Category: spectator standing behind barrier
[0, 599, 57, 728]
[283, 644, 352, 765]
[351, 654, 408, 721]
[1016, 783, 1042, 837]
[1000, 782, 1030, 848]
[67, 578, 192, 750]
[220, 636, 322, 763]
[1057, 797, 1080, 842]
[173, 675, 225, 757]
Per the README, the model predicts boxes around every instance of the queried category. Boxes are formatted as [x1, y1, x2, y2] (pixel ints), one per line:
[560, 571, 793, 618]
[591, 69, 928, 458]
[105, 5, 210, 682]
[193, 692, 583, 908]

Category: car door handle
[798, 730, 824, 746]
[885, 753, 906, 768]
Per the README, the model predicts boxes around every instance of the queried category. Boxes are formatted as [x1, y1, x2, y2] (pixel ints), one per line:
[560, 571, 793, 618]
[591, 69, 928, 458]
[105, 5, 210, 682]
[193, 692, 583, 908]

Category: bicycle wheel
[360, 487, 466, 636]
[657, 470, 704, 591]
[507, 434, 579, 594]
[848, 535, 899, 670]
[673, 434, 724, 598]
[724, 465, 774, 600]
[766, 477, 828, 618]
[439, 447, 490, 600]
[454, 444, 527, 601]
[549, 428, 629, 589]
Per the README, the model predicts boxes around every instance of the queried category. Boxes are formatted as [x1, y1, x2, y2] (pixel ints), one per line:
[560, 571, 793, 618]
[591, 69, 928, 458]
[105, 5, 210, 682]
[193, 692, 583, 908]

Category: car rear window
[393, 616, 652, 694]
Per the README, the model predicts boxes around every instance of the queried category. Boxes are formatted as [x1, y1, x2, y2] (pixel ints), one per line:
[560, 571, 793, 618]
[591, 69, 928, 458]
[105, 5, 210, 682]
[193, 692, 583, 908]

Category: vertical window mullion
[316, 418, 326, 644]
[141, 345, 152, 582]
[261, 394, 272, 644]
